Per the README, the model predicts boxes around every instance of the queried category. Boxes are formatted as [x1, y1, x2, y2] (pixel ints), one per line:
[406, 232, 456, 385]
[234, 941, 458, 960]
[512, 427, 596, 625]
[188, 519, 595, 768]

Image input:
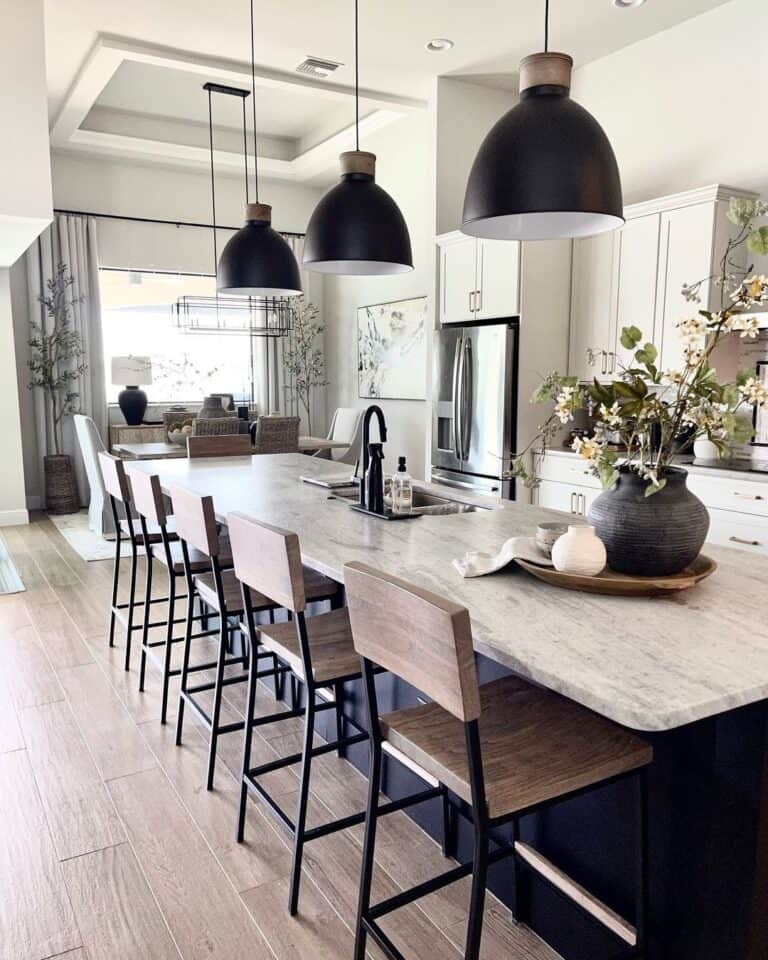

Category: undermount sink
[329, 484, 490, 515]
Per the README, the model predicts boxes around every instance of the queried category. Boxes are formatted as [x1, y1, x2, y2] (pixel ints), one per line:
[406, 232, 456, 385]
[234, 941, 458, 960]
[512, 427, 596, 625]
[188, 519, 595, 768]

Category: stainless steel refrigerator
[431, 318, 518, 498]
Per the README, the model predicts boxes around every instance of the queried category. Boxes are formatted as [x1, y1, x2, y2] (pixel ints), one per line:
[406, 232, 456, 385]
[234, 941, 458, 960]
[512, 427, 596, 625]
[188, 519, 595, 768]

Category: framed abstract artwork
[357, 296, 427, 400]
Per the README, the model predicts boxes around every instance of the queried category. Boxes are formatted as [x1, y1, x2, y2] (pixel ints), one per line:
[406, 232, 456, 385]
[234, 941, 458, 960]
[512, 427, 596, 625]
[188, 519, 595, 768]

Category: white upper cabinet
[475, 238, 521, 321]
[613, 213, 662, 373]
[657, 202, 717, 373]
[568, 231, 617, 382]
[568, 185, 754, 382]
[436, 233, 520, 325]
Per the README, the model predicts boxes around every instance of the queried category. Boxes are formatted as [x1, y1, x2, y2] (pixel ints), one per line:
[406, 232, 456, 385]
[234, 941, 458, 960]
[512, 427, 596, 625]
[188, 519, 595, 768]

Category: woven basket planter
[45, 454, 79, 515]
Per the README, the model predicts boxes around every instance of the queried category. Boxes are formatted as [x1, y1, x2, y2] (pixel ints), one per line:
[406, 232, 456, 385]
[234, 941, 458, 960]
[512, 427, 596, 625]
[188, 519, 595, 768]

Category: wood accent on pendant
[519, 51, 573, 92]
[339, 150, 376, 177]
[245, 202, 272, 223]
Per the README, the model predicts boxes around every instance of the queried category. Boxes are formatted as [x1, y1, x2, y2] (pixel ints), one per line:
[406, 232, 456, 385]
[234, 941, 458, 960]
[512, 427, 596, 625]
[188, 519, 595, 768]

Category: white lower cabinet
[534, 453, 768, 553]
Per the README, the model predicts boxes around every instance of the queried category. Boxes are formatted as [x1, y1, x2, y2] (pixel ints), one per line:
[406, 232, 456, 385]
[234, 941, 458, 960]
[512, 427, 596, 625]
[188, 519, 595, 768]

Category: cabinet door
[658, 203, 716, 373]
[612, 214, 661, 373]
[439, 238, 477, 325]
[475, 238, 520, 320]
[535, 480, 596, 517]
[568, 232, 618, 382]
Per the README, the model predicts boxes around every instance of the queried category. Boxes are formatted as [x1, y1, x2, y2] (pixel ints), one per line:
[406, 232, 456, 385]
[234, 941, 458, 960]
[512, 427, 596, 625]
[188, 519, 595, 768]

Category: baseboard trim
[0, 508, 30, 527]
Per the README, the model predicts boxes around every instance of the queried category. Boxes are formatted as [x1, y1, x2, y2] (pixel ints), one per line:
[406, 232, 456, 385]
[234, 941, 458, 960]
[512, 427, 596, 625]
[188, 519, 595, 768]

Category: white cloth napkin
[453, 536, 554, 578]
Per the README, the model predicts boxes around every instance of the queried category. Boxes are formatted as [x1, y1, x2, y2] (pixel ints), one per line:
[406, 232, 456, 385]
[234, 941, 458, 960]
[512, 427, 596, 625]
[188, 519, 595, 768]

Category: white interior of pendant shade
[462, 211, 625, 241]
[302, 260, 414, 275]
[218, 285, 303, 296]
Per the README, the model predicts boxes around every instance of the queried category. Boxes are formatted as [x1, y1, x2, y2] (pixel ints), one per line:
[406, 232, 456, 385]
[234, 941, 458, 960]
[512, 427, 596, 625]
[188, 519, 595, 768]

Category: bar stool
[126, 468, 233, 724]
[227, 512, 446, 916]
[344, 561, 654, 960]
[99, 452, 178, 671]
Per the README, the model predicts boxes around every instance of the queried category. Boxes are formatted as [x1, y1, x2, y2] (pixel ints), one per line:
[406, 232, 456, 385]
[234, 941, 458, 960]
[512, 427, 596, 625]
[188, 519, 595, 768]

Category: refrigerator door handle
[460, 337, 472, 460]
[451, 335, 463, 460]
[432, 474, 501, 494]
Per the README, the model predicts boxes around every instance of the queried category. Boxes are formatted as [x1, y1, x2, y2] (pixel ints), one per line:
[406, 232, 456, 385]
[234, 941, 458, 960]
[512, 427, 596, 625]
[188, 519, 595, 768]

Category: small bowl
[535, 521, 569, 558]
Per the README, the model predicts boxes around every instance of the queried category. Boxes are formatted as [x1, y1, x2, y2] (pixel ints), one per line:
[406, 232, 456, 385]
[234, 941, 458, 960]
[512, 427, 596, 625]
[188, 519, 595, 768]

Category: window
[100, 269, 255, 404]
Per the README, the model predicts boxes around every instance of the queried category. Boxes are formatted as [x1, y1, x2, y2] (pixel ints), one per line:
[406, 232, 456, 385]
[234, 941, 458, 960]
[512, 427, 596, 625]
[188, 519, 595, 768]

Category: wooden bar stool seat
[258, 607, 359, 685]
[194, 563, 336, 615]
[344, 561, 654, 960]
[120, 516, 178, 545]
[380, 674, 652, 820]
[153, 537, 232, 575]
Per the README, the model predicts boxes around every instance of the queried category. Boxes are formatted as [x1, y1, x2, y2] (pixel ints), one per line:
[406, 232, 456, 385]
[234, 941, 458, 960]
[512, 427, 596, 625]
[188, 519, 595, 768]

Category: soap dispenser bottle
[392, 456, 413, 516]
[366, 443, 385, 514]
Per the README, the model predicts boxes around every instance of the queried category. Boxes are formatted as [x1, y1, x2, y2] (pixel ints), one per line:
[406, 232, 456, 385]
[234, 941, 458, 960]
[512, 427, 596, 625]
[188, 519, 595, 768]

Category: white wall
[1, 268, 28, 524]
[322, 111, 431, 479]
[0, 0, 52, 265]
[571, 0, 768, 204]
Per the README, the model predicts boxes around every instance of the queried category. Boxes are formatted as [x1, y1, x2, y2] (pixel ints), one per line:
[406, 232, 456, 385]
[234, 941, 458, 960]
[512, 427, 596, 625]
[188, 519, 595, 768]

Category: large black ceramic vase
[587, 466, 709, 576]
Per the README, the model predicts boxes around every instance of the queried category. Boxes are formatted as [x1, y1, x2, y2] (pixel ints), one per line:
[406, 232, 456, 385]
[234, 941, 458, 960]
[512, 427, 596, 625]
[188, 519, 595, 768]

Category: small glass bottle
[391, 456, 413, 516]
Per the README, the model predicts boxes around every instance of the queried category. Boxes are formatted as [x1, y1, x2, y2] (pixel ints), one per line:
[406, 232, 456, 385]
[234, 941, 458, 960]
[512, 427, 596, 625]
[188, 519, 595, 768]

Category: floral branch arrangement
[282, 298, 328, 435]
[27, 262, 88, 456]
[510, 196, 768, 497]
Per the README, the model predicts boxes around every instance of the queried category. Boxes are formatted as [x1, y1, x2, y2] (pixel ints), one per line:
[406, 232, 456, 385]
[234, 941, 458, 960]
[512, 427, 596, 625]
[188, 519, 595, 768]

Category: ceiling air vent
[294, 56, 343, 80]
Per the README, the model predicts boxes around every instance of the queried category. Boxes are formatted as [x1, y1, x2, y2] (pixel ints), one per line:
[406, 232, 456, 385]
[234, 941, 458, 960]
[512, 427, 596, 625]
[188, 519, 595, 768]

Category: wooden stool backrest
[98, 452, 131, 505]
[344, 561, 481, 723]
[127, 469, 166, 526]
[187, 435, 252, 459]
[227, 512, 306, 613]
[168, 484, 220, 556]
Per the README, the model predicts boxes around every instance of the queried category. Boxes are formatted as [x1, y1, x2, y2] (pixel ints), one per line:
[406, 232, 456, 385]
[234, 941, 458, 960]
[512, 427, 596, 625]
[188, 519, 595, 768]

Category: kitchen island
[130, 452, 768, 960]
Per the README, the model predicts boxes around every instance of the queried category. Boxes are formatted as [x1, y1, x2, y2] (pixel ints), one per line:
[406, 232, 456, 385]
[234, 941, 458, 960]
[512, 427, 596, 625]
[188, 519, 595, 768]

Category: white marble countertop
[129, 453, 768, 733]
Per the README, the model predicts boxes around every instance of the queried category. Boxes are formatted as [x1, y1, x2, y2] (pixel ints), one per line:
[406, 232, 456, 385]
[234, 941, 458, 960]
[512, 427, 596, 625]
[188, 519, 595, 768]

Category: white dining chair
[74, 414, 115, 537]
[315, 407, 364, 466]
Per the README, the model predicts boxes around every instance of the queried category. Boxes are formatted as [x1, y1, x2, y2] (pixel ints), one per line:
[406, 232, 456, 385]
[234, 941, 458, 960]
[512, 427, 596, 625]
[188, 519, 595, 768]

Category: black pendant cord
[249, 0, 260, 203]
[354, 0, 360, 151]
[544, 0, 550, 52]
[207, 87, 219, 274]
[242, 97, 249, 204]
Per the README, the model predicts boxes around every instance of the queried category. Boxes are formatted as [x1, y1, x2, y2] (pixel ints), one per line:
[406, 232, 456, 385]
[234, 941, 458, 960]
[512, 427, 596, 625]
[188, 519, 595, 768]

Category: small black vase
[587, 466, 709, 576]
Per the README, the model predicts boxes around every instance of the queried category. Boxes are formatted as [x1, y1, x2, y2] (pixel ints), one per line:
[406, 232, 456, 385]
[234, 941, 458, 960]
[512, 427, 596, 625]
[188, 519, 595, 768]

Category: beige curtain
[26, 215, 106, 505]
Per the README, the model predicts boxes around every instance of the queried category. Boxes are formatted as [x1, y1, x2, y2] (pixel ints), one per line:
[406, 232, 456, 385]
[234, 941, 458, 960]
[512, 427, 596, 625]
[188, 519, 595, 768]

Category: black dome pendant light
[303, 0, 413, 275]
[462, 0, 623, 241]
[217, 0, 302, 296]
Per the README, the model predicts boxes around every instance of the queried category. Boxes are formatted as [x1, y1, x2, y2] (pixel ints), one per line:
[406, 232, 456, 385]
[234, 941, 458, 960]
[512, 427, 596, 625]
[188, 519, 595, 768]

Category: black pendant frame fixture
[302, 0, 413, 275]
[462, 0, 623, 241]
[216, 0, 302, 296]
[174, 82, 294, 339]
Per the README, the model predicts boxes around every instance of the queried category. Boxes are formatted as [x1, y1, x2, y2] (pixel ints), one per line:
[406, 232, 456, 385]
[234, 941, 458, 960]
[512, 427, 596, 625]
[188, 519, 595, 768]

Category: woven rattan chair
[251, 416, 300, 454]
[193, 417, 240, 437]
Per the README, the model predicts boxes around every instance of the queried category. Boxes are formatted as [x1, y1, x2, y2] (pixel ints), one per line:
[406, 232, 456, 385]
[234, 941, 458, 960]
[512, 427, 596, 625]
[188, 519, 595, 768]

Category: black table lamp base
[118, 386, 148, 426]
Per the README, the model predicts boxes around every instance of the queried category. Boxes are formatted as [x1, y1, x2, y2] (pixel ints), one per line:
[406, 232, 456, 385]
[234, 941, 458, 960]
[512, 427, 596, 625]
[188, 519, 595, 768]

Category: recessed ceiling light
[613, 0, 647, 8]
[425, 38, 454, 52]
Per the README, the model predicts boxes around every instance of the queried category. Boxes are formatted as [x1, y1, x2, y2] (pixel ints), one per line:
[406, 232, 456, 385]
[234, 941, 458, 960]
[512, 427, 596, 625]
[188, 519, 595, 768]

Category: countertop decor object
[215, 2, 301, 297]
[461, 1, 622, 241]
[508, 194, 768, 574]
[516, 553, 716, 597]
[535, 520, 569, 557]
[454, 536, 554, 577]
[588, 466, 708, 575]
[198, 395, 227, 419]
[302, 0, 413, 276]
[551, 524, 606, 576]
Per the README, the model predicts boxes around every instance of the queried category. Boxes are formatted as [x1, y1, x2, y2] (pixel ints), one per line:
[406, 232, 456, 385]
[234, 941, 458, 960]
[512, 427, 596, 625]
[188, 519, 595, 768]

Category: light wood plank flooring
[0, 515, 562, 960]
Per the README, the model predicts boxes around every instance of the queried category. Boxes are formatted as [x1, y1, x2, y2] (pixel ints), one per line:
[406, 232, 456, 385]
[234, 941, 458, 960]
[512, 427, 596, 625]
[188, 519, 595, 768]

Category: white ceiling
[44, 0, 733, 184]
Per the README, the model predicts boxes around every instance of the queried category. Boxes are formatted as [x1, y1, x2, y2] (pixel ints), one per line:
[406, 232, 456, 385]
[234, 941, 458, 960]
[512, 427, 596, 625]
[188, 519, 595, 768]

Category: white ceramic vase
[551, 525, 606, 577]
[693, 437, 728, 460]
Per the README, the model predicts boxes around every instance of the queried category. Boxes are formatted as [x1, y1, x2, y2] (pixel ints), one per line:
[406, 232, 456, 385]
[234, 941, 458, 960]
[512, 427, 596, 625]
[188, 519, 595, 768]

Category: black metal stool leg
[159, 571, 178, 725]
[175, 591, 197, 746]
[138, 548, 153, 691]
[465, 816, 489, 960]
[288, 690, 316, 915]
[123, 539, 139, 671]
[354, 743, 382, 960]
[237, 638, 260, 842]
[108, 525, 121, 647]
[205, 615, 229, 790]
[440, 787, 453, 858]
[334, 681, 345, 759]
[635, 768, 649, 958]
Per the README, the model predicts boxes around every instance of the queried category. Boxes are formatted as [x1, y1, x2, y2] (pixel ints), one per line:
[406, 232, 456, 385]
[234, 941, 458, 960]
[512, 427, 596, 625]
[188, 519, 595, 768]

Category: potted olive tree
[28, 262, 87, 514]
[282, 298, 328, 435]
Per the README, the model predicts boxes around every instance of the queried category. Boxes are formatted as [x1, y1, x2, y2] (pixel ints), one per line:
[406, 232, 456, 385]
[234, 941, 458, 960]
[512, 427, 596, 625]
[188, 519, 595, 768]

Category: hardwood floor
[0, 515, 562, 960]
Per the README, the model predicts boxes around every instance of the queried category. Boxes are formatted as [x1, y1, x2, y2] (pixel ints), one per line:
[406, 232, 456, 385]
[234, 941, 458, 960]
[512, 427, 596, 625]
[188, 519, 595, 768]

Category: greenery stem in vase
[282, 298, 328, 436]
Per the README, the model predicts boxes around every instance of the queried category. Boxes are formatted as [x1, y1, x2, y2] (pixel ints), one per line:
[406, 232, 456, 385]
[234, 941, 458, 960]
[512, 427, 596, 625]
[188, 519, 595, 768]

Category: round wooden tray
[515, 554, 716, 596]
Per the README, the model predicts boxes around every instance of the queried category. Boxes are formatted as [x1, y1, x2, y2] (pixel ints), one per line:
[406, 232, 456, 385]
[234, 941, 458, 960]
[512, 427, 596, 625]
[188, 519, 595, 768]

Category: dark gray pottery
[587, 466, 709, 576]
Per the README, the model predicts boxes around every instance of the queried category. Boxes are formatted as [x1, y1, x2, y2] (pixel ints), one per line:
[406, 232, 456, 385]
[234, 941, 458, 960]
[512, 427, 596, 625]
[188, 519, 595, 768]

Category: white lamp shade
[111, 355, 152, 386]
